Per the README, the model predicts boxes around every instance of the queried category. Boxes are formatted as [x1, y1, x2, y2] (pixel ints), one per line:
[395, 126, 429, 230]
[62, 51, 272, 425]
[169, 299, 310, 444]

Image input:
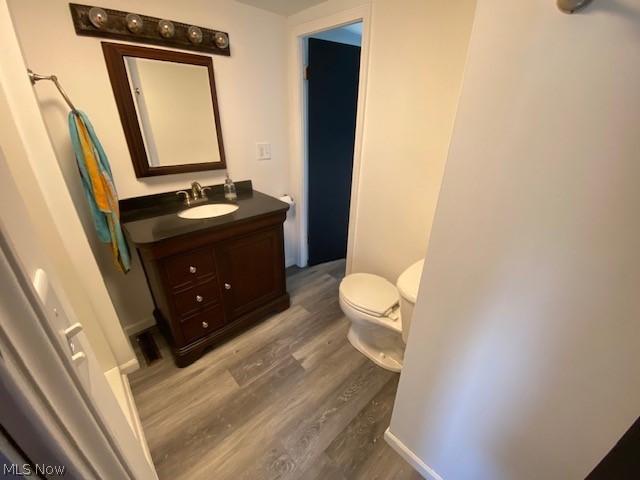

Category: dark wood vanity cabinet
[136, 211, 289, 366]
[216, 227, 285, 319]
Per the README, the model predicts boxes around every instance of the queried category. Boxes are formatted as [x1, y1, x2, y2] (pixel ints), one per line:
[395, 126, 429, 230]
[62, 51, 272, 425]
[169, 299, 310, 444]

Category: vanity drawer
[172, 280, 221, 318]
[164, 248, 216, 289]
[180, 305, 225, 344]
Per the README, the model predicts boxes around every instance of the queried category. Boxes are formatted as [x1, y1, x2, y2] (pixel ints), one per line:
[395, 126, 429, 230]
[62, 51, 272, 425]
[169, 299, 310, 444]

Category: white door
[0, 152, 157, 479]
[0, 1, 156, 475]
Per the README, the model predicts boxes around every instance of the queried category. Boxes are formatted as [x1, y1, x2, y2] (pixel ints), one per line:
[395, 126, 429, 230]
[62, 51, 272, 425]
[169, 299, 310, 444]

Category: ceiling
[235, 0, 328, 16]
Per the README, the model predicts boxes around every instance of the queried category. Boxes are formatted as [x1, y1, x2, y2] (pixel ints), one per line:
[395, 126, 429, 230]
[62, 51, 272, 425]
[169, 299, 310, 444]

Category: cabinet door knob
[189, 266, 197, 274]
[202, 321, 209, 328]
[224, 283, 231, 290]
[196, 295, 203, 303]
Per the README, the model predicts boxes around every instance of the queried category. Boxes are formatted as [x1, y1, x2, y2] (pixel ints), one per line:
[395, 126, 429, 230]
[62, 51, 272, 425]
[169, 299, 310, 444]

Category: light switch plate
[257, 142, 271, 160]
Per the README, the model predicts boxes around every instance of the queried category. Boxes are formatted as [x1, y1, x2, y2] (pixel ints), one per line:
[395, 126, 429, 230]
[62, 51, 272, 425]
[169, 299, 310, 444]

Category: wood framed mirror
[102, 42, 226, 178]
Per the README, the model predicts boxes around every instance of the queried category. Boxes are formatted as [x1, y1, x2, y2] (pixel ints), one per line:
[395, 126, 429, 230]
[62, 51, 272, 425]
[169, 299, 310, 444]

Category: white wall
[288, 0, 477, 281]
[0, 0, 133, 372]
[8, 0, 292, 333]
[288, 0, 372, 25]
[0, 90, 118, 373]
[8, 0, 289, 199]
[351, 0, 476, 281]
[390, 1, 640, 479]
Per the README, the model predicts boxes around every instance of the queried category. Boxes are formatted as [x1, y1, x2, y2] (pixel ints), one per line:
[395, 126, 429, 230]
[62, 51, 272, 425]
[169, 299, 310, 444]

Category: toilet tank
[396, 259, 425, 343]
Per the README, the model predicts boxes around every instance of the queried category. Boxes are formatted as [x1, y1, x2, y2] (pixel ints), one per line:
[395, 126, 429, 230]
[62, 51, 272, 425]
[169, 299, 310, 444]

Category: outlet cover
[257, 142, 271, 160]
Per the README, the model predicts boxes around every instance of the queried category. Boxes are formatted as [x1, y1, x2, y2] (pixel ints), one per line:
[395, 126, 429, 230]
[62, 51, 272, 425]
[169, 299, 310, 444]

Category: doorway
[304, 23, 362, 266]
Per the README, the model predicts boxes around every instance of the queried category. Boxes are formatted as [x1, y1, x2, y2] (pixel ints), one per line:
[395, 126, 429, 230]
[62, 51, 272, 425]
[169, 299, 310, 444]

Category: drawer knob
[202, 321, 209, 328]
[224, 283, 231, 290]
[196, 295, 204, 303]
[189, 266, 197, 274]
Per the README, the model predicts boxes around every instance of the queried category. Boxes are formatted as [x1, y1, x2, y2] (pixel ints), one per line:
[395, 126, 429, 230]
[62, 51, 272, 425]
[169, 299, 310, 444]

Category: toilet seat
[340, 295, 402, 333]
[339, 273, 399, 317]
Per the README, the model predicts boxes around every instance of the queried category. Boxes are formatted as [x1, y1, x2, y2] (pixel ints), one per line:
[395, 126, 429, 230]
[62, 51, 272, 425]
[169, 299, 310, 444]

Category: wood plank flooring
[129, 260, 420, 480]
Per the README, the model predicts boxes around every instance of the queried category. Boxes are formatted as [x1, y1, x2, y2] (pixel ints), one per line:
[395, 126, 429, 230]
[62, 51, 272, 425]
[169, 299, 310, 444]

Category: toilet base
[347, 327, 403, 372]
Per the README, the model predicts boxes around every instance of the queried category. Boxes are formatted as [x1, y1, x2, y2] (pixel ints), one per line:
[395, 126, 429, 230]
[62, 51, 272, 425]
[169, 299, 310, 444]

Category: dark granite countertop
[121, 181, 289, 245]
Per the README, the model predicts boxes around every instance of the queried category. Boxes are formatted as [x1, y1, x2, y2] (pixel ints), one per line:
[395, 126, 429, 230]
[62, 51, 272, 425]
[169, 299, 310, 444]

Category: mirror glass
[124, 57, 221, 168]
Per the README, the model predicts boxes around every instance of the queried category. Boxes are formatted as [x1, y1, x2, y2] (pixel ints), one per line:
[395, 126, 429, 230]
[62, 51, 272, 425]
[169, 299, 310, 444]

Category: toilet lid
[340, 273, 399, 317]
[396, 259, 425, 304]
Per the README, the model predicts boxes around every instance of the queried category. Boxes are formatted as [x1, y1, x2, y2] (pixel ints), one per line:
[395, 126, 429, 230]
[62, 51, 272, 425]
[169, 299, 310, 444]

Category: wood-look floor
[129, 260, 420, 480]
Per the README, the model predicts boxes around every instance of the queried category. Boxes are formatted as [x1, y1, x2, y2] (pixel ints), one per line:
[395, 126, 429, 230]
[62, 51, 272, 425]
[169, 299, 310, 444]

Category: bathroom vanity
[121, 181, 290, 366]
[103, 41, 291, 366]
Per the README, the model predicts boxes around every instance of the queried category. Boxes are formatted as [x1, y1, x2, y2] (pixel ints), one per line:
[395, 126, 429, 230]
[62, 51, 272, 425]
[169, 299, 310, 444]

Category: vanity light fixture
[557, 0, 593, 13]
[188, 26, 203, 44]
[88, 7, 108, 29]
[214, 32, 229, 49]
[158, 19, 175, 38]
[69, 4, 231, 56]
[125, 13, 143, 33]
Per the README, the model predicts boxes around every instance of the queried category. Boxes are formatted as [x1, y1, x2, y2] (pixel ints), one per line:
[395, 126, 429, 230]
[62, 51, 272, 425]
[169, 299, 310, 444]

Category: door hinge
[304, 65, 310, 80]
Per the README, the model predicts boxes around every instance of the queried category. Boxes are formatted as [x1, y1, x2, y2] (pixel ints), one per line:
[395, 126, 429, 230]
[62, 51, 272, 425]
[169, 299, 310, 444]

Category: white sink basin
[178, 203, 239, 219]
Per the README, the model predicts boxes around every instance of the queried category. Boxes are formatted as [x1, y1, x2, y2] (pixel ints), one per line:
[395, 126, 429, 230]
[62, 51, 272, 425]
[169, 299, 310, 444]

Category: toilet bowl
[339, 259, 424, 372]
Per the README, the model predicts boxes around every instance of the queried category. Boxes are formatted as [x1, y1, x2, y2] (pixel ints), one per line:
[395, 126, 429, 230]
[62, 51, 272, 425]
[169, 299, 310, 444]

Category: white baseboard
[124, 315, 156, 337]
[121, 373, 154, 470]
[384, 428, 442, 480]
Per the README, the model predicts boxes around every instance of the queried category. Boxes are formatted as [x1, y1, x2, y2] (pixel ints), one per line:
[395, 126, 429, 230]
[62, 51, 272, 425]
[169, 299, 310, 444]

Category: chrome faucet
[177, 182, 211, 206]
[191, 181, 203, 200]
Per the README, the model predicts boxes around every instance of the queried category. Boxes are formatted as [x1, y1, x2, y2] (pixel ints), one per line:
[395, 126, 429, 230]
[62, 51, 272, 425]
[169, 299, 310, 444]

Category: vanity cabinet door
[215, 227, 285, 319]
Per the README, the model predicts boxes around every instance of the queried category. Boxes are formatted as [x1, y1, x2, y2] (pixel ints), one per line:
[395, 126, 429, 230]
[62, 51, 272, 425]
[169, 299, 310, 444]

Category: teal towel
[68, 111, 131, 273]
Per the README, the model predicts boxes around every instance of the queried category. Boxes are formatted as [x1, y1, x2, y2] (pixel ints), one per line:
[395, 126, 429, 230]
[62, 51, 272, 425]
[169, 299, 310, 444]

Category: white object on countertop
[278, 194, 295, 206]
[224, 177, 237, 201]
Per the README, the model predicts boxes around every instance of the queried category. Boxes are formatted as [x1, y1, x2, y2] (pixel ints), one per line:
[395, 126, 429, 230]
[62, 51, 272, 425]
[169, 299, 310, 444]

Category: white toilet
[338, 259, 424, 372]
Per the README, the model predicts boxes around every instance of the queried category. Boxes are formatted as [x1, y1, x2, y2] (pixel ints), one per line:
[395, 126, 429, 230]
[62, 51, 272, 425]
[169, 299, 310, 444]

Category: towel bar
[27, 69, 78, 113]
[558, 0, 593, 13]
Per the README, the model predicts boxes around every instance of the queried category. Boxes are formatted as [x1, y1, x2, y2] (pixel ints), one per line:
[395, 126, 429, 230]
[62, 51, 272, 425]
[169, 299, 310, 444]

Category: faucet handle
[177, 190, 190, 206]
[201, 186, 211, 199]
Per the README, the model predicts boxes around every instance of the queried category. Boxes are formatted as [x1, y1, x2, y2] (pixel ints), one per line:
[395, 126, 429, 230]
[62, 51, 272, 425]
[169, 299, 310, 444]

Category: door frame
[288, 5, 372, 272]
